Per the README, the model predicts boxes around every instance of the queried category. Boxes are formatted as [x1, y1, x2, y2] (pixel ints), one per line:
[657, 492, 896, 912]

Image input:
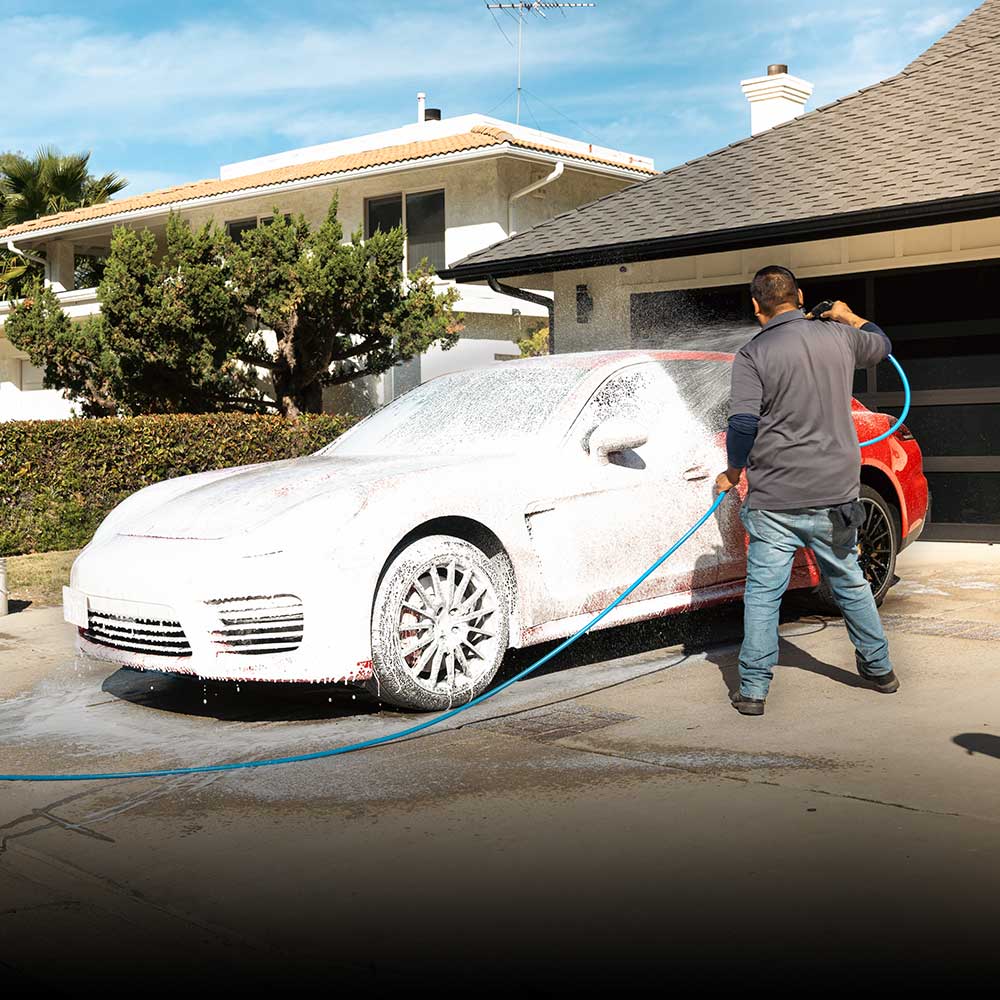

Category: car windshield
[325, 362, 592, 457]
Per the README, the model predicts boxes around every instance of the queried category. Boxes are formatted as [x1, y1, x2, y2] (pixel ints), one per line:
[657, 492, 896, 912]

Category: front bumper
[68, 535, 375, 684]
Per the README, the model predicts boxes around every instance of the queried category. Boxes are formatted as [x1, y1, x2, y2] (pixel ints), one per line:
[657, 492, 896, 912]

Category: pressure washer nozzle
[807, 300, 835, 320]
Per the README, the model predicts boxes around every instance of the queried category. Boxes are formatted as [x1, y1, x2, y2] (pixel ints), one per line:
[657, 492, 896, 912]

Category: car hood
[118, 452, 481, 540]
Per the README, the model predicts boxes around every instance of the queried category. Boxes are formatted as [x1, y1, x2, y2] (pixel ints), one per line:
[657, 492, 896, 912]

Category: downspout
[3, 238, 48, 294]
[507, 159, 564, 236]
[487, 275, 556, 356]
[495, 159, 563, 357]
[4, 238, 47, 269]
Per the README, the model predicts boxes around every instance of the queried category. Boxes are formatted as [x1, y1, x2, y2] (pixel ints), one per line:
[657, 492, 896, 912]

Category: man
[716, 265, 898, 716]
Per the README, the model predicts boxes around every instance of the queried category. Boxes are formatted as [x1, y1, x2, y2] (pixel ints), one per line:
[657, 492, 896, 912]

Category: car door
[523, 361, 729, 622]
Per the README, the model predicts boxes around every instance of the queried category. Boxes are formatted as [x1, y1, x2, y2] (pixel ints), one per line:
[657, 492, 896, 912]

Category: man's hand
[716, 468, 741, 492]
[814, 300, 869, 329]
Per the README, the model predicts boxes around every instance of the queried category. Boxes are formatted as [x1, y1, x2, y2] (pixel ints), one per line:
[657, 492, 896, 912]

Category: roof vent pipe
[417, 92, 426, 123]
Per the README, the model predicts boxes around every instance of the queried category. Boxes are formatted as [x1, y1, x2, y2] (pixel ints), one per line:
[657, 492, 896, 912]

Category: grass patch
[6, 549, 79, 608]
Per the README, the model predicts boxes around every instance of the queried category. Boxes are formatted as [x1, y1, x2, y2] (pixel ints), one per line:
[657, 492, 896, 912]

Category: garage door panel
[924, 472, 1000, 526]
[883, 403, 1000, 457]
[890, 352, 1000, 391]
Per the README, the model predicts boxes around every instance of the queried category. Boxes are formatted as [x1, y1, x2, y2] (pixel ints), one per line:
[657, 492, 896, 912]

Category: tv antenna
[485, 3, 596, 125]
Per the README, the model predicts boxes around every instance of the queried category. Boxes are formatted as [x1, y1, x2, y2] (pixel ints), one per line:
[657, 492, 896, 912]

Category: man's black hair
[750, 265, 799, 317]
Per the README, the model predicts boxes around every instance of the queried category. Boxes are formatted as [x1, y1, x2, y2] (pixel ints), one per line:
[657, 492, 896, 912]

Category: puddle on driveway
[0, 600, 829, 788]
[0, 654, 386, 775]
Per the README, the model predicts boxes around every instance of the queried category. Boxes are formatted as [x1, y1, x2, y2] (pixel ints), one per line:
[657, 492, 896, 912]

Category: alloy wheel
[396, 558, 500, 695]
[857, 497, 894, 595]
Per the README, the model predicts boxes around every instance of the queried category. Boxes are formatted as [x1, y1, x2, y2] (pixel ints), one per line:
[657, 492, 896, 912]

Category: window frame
[363, 185, 447, 272]
[225, 213, 292, 243]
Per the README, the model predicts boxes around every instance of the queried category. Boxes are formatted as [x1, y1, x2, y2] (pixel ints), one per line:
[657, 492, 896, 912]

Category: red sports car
[68, 350, 928, 711]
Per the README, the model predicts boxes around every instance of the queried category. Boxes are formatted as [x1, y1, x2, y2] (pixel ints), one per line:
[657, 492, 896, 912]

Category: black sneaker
[730, 690, 765, 716]
[858, 668, 900, 694]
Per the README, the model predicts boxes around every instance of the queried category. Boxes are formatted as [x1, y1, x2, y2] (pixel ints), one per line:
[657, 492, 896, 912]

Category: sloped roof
[0, 124, 656, 241]
[443, 0, 1000, 282]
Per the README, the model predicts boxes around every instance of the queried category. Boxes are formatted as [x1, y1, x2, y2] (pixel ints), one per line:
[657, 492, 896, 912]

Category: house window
[226, 214, 292, 243]
[226, 218, 258, 244]
[405, 190, 446, 272]
[366, 195, 403, 239]
[365, 190, 446, 272]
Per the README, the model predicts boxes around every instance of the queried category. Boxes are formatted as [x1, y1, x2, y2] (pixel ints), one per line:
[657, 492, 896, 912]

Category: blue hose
[859, 355, 910, 448]
[0, 356, 911, 783]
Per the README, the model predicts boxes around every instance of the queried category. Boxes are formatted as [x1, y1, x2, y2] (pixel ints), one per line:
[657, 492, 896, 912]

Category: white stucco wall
[549, 216, 1000, 352]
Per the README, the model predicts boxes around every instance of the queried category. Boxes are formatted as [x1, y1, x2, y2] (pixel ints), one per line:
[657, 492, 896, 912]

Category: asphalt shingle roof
[443, 0, 1000, 281]
[0, 125, 655, 241]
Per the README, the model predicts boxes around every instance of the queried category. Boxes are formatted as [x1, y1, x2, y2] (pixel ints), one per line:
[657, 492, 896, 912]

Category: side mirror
[589, 419, 649, 465]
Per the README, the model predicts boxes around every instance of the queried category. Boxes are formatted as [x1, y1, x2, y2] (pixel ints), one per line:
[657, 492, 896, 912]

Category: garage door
[860, 262, 1000, 542]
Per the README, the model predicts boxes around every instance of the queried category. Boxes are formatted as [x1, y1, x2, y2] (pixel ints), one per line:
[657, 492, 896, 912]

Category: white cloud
[909, 8, 966, 37]
[2, 0, 980, 184]
[3, 6, 639, 163]
[7, 10, 622, 113]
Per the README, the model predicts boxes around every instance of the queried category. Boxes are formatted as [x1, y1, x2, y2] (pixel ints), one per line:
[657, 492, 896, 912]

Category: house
[0, 95, 655, 419]
[443, 0, 1000, 543]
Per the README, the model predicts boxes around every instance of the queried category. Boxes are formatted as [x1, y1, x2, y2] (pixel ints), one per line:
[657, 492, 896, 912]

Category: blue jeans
[738, 505, 893, 700]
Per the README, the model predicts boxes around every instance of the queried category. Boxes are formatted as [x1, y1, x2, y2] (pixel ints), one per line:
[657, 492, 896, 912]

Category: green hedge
[0, 412, 354, 555]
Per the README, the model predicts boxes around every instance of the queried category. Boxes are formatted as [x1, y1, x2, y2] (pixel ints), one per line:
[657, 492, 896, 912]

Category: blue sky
[4, 0, 980, 196]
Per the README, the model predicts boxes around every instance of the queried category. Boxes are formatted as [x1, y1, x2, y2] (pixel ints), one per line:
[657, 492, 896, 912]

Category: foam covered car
[65, 351, 929, 710]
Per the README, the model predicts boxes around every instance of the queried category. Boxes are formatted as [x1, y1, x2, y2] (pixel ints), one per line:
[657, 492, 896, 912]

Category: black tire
[367, 535, 511, 711]
[811, 484, 899, 613]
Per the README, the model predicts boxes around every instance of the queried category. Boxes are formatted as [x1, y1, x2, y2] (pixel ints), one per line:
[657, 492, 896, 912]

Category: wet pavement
[1, 541, 999, 988]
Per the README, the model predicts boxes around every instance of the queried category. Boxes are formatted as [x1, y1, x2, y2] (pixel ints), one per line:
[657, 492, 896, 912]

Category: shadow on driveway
[953, 733, 1000, 759]
[102, 596, 833, 724]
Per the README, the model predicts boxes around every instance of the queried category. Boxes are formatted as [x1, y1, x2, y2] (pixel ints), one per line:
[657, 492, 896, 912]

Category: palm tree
[0, 148, 127, 297]
[0, 147, 127, 228]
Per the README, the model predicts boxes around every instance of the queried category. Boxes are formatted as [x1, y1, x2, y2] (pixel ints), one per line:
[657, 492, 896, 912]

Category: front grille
[83, 607, 192, 658]
[208, 594, 304, 656]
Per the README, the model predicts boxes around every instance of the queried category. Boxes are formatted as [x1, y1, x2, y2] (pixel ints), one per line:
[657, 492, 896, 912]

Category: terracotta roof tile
[1, 127, 655, 240]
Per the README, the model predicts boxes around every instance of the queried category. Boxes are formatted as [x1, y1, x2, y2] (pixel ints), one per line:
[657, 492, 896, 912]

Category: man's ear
[751, 296, 762, 317]
[797, 288, 805, 307]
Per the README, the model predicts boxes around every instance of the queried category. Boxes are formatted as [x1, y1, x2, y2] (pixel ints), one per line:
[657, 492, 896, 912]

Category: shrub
[0, 412, 353, 555]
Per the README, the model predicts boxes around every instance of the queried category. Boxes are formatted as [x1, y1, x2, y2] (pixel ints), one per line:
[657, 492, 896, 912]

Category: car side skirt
[519, 563, 816, 648]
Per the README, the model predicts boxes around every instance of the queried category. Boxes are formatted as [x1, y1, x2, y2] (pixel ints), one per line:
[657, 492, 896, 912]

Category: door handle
[682, 465, 709, 481]
[524, 500, 557, 515]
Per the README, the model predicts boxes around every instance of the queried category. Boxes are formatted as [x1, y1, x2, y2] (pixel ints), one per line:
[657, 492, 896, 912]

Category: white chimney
[417, 91, 426, 123]
[740, 64, 813, 135]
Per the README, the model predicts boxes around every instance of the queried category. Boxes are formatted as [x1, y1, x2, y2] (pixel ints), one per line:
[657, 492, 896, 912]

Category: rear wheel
[812, 484, 899, 612]
[368, 535, 510, 711]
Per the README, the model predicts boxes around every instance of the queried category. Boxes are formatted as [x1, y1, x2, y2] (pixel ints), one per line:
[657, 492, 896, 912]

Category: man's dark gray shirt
[728, 309, 891, 511]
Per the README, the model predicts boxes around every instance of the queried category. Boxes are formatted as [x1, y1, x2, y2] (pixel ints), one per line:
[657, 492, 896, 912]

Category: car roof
[500, 349, 735, 375]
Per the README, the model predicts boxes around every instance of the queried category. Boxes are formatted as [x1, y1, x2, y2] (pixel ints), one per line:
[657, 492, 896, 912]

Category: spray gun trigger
[808, 300, 835, 320]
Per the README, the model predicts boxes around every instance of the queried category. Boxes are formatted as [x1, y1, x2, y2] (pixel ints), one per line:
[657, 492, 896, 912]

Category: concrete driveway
[1, 541, 998, 988]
